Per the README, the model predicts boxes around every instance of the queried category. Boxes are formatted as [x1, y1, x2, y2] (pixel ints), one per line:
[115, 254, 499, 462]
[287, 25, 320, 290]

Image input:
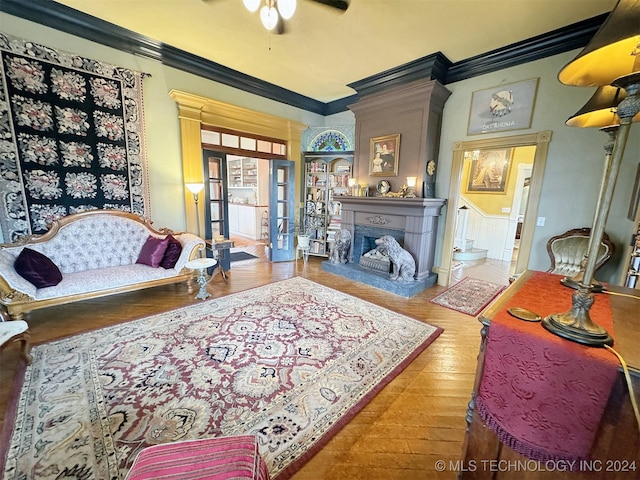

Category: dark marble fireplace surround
[322, 196, 446, 297]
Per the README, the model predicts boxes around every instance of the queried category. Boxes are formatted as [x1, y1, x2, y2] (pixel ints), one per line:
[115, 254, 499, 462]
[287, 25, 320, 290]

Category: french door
[202, 149, 230, 271]
[269, 160, 295, 262]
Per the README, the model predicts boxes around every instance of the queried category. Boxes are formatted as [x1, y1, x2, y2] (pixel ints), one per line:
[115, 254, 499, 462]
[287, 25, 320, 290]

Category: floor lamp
[186, 182, 205, 239]
[561, 86, 623, 292]
[543, 0, 640, 347]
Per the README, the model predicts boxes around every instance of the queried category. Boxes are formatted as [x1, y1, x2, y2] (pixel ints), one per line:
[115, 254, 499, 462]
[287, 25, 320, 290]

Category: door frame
[438, 131, 552, 287]
[169, 90, 307, 237]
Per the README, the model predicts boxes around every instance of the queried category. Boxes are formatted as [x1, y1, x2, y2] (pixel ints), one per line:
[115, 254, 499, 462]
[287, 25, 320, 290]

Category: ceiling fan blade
[309, 0, 349, 11]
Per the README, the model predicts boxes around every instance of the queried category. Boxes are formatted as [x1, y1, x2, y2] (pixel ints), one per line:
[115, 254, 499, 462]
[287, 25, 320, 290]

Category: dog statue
[375, 235, 416, 281]
[329, 229, 351, 264]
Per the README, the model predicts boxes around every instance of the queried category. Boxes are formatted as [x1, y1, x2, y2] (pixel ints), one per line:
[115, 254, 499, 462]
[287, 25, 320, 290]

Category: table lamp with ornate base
[560, 275, 604, 293]
[548, 0, 640, 348]
[545, 74, 640, 347]
[561, 119, 620, 293]
[542, 289, 613, 347]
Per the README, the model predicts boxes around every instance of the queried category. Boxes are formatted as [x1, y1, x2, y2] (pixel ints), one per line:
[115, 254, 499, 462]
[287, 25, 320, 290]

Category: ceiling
[50, 0, 617, 103]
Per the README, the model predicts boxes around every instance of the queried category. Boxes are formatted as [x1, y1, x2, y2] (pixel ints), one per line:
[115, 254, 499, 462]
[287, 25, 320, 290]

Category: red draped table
[460, 270, 640, 480]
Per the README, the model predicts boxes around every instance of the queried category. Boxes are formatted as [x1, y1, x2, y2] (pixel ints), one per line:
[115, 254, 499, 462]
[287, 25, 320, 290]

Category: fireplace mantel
[322, 195, 446, 297]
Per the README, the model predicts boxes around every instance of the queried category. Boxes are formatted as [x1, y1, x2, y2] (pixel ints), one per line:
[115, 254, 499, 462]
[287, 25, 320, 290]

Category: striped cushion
[125, 436, 270, 480]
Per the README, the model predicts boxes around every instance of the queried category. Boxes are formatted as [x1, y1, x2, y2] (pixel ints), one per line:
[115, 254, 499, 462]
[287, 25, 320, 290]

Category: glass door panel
[269, 160, 295, 261]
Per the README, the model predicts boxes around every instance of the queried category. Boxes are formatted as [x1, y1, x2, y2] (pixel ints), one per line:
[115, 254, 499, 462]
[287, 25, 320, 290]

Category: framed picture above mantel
[369, 134, 400, 176]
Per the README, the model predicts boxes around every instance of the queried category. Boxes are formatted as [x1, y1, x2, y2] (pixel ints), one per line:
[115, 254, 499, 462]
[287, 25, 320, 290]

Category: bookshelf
[303, 152, 354, 257]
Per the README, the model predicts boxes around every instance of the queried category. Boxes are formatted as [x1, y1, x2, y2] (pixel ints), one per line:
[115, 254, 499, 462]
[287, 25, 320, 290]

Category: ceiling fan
[242, 0, 349, 34]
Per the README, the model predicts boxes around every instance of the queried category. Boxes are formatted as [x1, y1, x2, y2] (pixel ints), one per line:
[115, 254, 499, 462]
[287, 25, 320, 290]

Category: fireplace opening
[360, 236, 391, 273]
[354, 226, 405, 273]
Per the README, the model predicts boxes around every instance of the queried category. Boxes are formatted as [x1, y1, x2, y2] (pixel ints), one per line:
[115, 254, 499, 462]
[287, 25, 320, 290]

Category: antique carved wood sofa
[0, 210, 204, 320]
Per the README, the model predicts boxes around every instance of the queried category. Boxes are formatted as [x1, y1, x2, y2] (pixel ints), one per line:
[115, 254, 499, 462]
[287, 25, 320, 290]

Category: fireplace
[322, 196, 446, 297]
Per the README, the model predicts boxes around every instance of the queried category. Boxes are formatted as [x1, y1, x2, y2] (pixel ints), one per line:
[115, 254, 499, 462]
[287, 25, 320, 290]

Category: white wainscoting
[458, 196, 516, 261]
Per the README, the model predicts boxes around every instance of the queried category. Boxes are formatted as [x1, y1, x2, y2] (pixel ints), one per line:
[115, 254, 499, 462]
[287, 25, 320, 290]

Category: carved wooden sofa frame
[0, 210, 205, 320]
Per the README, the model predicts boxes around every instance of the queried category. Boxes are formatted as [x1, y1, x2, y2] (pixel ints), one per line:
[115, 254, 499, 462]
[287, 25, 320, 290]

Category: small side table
[296, 235, 311, 264]
[296, 244, 310, 263]
[185, 258, 217, 300]
[206, 239, 235, 282]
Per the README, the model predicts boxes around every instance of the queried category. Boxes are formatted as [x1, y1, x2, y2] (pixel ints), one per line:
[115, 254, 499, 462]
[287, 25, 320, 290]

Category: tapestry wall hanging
[0, 32, 150, 242]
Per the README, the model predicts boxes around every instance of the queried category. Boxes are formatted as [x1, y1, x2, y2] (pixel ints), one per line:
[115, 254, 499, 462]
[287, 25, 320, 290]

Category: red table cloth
[476, 271, 619, 463]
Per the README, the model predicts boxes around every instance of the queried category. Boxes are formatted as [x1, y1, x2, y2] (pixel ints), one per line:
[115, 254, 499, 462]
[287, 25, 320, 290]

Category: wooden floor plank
[0, 250, 506, 479]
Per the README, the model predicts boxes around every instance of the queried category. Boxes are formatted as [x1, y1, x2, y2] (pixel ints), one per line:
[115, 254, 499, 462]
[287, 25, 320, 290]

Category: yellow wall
[461, 145, 535, 215]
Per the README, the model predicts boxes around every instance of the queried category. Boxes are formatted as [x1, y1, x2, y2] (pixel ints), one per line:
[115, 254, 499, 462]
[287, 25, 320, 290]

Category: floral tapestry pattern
[0, 32, 149, 241]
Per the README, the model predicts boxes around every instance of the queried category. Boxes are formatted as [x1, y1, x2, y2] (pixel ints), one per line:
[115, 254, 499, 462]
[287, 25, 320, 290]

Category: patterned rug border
[1, 276, 443, 480]
[430, 276, 506, 317]
[278, 281, 443, 479]
[0, 359, 27, 476]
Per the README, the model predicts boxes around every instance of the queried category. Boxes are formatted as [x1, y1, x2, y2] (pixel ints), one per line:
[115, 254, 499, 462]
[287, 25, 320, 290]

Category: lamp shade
[566, 86, 625, 128]
[186, 183, 204, 194]
[558, 0, 640, 87]
[566, 85, 640, 127]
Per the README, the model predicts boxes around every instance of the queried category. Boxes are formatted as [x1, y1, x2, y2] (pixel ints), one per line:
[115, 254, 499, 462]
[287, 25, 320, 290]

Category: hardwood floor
[0, 251, 498, 479]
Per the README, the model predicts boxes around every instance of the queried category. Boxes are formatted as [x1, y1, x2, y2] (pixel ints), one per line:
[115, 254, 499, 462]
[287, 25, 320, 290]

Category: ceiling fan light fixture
[277, 0, 297, 20]
[242, 0, 261, 13]
[260, 5, 279, 30]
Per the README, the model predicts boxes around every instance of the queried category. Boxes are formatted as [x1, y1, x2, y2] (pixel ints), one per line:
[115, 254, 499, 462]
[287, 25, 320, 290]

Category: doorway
[439, 131, 552, 287]
[170, 89, 307, 257]
[203, 152, 296, 264]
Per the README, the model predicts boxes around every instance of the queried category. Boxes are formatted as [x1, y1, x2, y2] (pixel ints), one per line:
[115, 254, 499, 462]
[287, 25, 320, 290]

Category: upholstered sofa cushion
[14, 248, 63, 288]
[160, 234, 183, 269]
[30, 216, 154, 273]
[30, 264, 184, 301]
[136, 235, 170, 267]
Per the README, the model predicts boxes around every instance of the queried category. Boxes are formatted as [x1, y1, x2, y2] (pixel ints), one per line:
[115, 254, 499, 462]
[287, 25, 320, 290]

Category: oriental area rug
[2, 277, 441, 480]
[430, 276, 506, 316]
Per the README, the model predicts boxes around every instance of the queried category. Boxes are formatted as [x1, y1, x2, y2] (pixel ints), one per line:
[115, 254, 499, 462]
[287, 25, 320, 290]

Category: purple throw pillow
[160, 234, 183, 269]
[136, 235, 170, 268]
[14, 247, 63, 288]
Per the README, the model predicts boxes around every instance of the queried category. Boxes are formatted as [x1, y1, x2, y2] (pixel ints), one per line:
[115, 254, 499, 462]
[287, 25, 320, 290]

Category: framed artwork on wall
[465, 148, 512, 194]
[467, 78, 539, 135]
[369, 134, 400, 176]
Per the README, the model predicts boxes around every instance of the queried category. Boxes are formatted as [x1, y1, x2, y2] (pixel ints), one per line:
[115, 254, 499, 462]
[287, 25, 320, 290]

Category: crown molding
[1, 0, 608, 115]
[0, 0, 327, 115]
[347, 52, 452, 98]
[445, 13, 608, 84]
